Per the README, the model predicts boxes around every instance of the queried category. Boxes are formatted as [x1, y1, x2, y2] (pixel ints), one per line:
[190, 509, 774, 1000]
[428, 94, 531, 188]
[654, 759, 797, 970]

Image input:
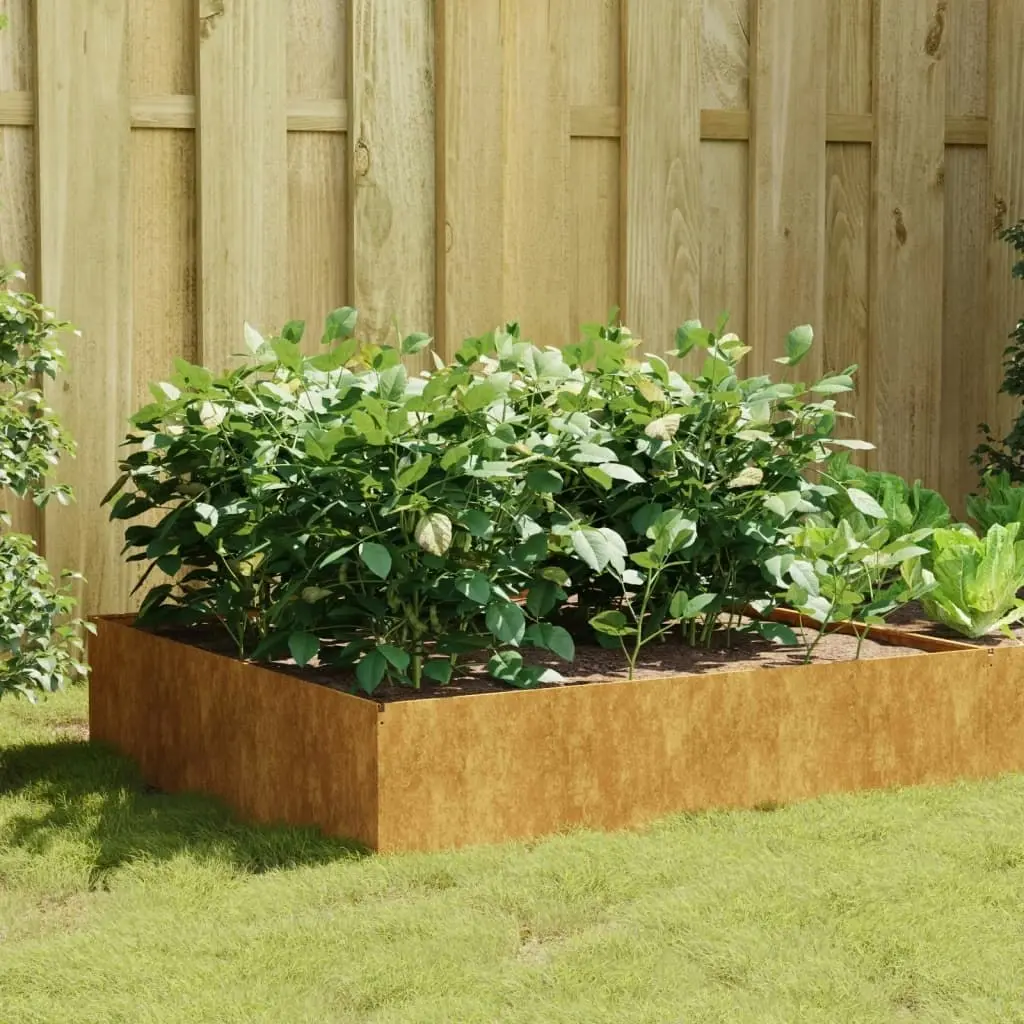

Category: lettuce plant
[905, 523, 1024, 638]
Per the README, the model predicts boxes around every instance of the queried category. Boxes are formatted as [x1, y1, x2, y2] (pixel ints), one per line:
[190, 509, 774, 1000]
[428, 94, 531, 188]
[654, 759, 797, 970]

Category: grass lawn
[2, 688, 1024, 1023]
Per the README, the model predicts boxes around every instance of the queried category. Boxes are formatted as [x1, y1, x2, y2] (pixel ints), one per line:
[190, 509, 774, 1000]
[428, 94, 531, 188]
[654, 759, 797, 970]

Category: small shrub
[974, 220, 1024, 479]
[0, 269, 89, 700]
[112, 311, 898, 687]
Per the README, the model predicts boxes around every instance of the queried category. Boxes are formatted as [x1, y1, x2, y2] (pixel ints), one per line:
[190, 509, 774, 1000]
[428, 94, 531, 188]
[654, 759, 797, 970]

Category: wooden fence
[1, 0, 1022, 614]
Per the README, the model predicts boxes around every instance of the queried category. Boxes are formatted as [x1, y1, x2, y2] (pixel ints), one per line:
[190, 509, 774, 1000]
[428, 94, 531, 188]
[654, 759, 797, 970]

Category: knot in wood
[354, 139, 371, 178]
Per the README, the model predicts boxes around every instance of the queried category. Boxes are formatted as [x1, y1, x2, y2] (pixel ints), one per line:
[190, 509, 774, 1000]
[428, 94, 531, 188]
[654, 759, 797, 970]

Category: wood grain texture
[0, 0, 39, 536]
[987, 0, 1024, 450]
[196, 0, 287, 372]
[624, 0, 702, 348]
[438, 0, 569, 352]
[701, 142, 749, 342]
[500, 0, 570, 347]
[91, 617, 1024, 853]
[568, 0, 620, 332]
[702, 0, 750, 110]
[89, 618, 381, 848]
[870, 0, 946, 488]
[824, 0, 872, 447]
[288, 0, 345, 100]
[748, 0, 827, 375]
[288, 134, 348, 350]
[940, 1, 990, 511]
[36, 0, 133, 613]
[349, 0, 434, 359]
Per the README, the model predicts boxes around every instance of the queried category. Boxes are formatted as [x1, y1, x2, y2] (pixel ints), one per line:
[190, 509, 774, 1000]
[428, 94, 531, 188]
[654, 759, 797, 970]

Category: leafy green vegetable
[908, 523, 1024, 638]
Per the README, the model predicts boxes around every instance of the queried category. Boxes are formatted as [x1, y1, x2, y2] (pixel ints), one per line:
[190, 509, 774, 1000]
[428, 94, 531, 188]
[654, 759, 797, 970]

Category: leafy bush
[905, 523, 1024, 638]
[0, 269, 89, 700]
[966, 470, 1024, 534]
[974, 220, 1024, 479]
[111, 309, 913, 688]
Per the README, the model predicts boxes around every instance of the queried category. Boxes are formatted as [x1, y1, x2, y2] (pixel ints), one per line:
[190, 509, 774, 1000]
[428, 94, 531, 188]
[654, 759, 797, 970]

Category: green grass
[3, 689, 1024, 1022]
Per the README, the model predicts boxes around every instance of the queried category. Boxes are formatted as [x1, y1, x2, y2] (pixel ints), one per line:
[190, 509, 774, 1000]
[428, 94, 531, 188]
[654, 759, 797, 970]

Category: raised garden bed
[88, 613, 1024, 853]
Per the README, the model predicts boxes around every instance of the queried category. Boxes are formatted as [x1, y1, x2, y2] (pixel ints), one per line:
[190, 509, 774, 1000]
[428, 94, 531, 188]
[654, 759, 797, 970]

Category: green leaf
[378, 644, 410, 672]
[281, 319, 306, 344]
[598, 462, 644, 485]
[488, 650, 524, 684]
[423, 659, 453, 684]
[462, 380, 503, 412]
[584, 466, 613, 490]
[396, 455, 433, 490]
[588, 610, 635, 637]
[356, 650, 388, 694]
[778, 324, 813, 366]
[788, 559, 820, 598]
[358, 542, 392, 579]
[322, 307, 358, 344]
[459, 510, 492, 538]
[288, 631, 320, 667]
[846, 487, 888, 520]
[401, 332, 433, 355]
[486, 601, 526, 646]
[571, 527, 627, 574]
[526, 579, 560, 617]
[270, 337, 303, 372]
[377, 364, 407, 403]
[455, 572, 491, 605]
[524, 623, 575, 662]
[525, 468, 564, 494]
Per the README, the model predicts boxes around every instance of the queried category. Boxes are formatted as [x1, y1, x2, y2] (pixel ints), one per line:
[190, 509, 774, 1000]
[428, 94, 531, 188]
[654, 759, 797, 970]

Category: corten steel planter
[88, 614, 1024, 853]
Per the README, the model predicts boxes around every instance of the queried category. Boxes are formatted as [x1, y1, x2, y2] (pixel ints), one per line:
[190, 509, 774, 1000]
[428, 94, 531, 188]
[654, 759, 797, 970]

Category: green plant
[820, 453, 950, 539]
[767, 516, 934, 661]
[965, 470, 1024, 534]
[107, 312, 594, 692]
[0, 268, 88, 700]
[0, 531, 87, 699]
[974, 220, 1024, 479]
[905, 523, 1024, 639]
[587, 509, 717, 679]
[555, 321, 870, 646]
[0, 269, 76, 507]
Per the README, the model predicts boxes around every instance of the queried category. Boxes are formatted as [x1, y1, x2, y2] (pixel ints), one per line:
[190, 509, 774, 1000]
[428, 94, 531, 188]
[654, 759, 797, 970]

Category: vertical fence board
[36, 0, 133, 612]
[749, 0, 827, 373]
[870, 0, 946, 487]
[438, 0, 569, 350]
[197, 0, 287, 372]
[288, 0, 347, 344]
[624, 0, 702, 348]
[0, 0, 38, 536]
[986, 0, 1024, 457]
[700, 0, 750, 341]
[349, 0, 434, 357]
[824, 0, 872, 445]
[569, 0, 620, 333]
[940, 0, 989, 508]
[437, 0, 502, 352]
[500, 0, 569, 346]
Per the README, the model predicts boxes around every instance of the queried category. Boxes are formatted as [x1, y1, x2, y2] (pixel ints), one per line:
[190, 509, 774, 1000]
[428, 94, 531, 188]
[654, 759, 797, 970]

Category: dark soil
[146, 617, 925, 705]
[886, 601, 1024, 648]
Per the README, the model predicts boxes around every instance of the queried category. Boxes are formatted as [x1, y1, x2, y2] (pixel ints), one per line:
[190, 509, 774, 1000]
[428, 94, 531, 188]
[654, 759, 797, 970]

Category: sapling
[583, 510, 716, 680]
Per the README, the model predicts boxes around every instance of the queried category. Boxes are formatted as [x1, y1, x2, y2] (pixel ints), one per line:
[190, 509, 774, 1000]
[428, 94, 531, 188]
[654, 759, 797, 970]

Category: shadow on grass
[0, 738, 368, 884]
